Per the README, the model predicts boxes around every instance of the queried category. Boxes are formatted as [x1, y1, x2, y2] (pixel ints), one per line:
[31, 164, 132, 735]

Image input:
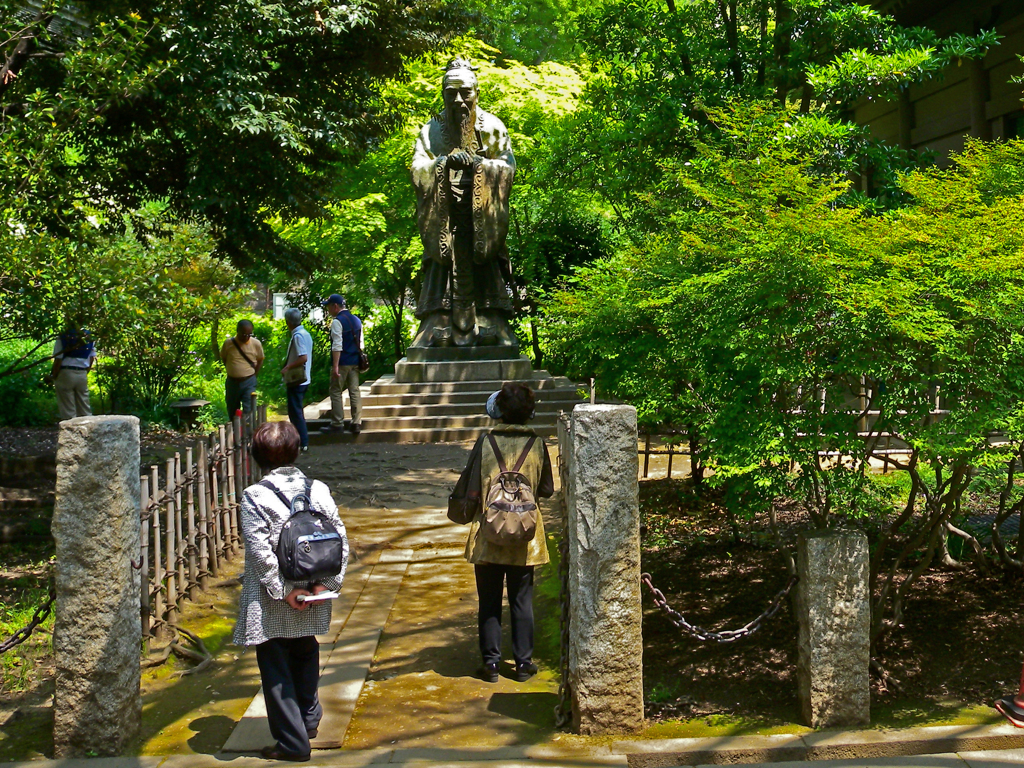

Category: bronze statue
[410, 58, 517, 349]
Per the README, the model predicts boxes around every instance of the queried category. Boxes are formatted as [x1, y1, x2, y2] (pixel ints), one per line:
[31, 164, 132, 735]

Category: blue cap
[322, 294, 346, 307]
[486, 391, 502, 420]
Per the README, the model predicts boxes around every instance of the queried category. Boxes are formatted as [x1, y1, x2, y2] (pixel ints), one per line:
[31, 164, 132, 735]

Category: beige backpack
[481, 434, 539, 545]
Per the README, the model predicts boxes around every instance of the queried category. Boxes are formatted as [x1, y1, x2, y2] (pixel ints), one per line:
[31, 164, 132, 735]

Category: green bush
[0, 341, 57, 427]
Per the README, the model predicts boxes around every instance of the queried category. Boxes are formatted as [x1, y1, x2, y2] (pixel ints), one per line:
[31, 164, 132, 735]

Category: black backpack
[261, 478, 345, 583]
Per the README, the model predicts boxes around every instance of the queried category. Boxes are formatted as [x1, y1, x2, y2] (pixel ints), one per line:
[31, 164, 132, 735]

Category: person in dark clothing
[449, 382, 554, 682]
[281, 308, 313, 451]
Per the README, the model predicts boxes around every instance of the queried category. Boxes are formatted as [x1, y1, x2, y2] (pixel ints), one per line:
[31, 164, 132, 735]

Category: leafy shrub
[0, 342, 57, 426]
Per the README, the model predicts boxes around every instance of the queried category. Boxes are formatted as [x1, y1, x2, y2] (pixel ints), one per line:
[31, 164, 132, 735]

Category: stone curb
[613, 723, 1024, 767]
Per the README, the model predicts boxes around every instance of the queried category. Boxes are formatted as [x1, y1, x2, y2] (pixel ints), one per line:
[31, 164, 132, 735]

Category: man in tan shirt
[214, 319, 265, 416]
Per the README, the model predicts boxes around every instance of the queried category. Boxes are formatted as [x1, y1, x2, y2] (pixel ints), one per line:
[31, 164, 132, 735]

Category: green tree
[543, 105, 1024, 651]
[1, 0, 466, 270]
[545, 0, 998, 230]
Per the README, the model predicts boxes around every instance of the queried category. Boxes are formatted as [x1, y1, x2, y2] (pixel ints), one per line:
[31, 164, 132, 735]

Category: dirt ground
[638, 478, 1015, 733]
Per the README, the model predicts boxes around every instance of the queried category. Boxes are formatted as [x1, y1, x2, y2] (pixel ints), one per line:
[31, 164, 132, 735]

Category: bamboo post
[197, 440, 210, 590]
[210, 433, 223, 574]
[174, 453, 186, 597]
[150, 465, 165, 638]
[222, 423, 235, 558]
[140, 474, 151, 642]
[230, 416, 242, 553]
[186, 446, 198, 600]
[164, 457, 180, 624]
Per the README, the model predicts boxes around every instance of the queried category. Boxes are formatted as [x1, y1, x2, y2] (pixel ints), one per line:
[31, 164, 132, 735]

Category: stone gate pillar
[796, 529, 870, 728]
[52, 416, 142, 757]
[565, 404, 643, 734]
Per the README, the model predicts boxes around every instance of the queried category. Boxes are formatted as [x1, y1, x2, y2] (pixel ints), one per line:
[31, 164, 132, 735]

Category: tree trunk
[688, 424, 704, 488]
[530, 318, 543, 369]
[773, 0, 793, 104]
[393, 295, 405, 361]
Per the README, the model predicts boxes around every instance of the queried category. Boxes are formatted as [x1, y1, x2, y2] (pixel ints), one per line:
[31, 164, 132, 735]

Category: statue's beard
[445, 105, 477, 152]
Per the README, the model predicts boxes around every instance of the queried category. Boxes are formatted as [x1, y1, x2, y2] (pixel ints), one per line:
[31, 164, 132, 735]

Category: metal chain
[0, 585, 56, 656]
[641, 572, 798, 643]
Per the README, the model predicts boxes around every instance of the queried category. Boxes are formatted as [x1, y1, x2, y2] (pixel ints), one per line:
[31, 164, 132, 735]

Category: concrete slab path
[218, 441, 568, 758]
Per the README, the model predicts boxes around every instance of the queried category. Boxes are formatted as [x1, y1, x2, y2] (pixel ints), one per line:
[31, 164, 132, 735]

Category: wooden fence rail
[139, 396, 268, 639]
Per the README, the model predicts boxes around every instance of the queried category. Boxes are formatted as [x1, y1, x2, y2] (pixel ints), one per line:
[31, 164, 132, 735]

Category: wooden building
[855, 0, 1024, 163]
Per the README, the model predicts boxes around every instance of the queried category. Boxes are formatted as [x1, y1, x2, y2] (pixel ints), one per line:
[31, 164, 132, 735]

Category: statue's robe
[411, 108, 516, 323]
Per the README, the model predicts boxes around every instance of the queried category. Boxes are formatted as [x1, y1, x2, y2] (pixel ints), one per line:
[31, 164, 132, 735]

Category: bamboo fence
[139, 396, 268, 639]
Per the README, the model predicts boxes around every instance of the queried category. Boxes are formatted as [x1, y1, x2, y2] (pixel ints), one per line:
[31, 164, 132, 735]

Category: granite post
[52, 416, 142, 756]
[796, 529, 870, 728]
[566, 404, 643, 734]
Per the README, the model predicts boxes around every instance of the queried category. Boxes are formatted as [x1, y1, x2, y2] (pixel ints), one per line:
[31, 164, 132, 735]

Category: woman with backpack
[449, 382, 555, 683]
[233, 421, 348, 762]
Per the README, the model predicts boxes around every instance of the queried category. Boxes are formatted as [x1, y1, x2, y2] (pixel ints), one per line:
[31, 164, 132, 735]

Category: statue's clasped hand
[447, 150, 477, 169]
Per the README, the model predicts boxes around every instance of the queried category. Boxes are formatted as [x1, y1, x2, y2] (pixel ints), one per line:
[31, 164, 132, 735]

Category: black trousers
[474, 563, 534, 667]
[286, 383, 309, 447]
[255, 636, 322, 755]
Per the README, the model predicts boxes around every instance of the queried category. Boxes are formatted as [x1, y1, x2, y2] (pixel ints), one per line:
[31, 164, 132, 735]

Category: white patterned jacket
[232, 466, 348, 647]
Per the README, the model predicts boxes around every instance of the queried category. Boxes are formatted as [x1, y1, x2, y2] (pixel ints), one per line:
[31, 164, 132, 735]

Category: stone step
[352, 389, 580, 407]
[393, 356, 533, 384]
[0, 487, 54, 510]
[303, 373, 582, 443]
[358, 400, 577, 418]
[310, 410, 569, 431]
[369, 373, 577, 395]
[307, 425, 558, 445]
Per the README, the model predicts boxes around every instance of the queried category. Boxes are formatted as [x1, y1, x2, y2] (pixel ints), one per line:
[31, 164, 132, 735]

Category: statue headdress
[443, 57, 478, 87]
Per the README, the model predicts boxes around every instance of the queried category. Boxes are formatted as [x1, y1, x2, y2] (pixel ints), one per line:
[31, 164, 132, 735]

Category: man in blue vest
[50, 325, 97, 421]
[321, 294, 363, 435]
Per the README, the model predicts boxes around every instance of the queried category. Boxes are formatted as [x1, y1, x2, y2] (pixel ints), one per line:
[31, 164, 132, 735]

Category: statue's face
[443, 72, 478, 118]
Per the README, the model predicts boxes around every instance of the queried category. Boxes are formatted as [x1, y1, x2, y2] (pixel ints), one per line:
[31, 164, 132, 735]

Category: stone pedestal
[395, 346, 532, 383]
[565, 404, 643, 734]
[52, 416, 142, 757]
[796, 530, 870, 729]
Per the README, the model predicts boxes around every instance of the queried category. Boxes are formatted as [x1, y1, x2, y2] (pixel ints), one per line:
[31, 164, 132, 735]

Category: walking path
[214, 441, 591, 762]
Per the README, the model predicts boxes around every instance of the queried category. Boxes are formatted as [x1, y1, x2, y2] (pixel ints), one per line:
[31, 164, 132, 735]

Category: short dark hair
[496, 382, 535, 425]
[251, 421, 301, 470]
[237, 319, 254, 332]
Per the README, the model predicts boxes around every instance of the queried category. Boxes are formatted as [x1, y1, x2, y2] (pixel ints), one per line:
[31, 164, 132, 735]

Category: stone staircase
[305, 371, 584, 444]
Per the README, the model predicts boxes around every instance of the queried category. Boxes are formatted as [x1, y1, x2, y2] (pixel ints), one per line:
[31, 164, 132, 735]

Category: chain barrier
[0, 584, 56, 656]
[641, 572, 797, 643]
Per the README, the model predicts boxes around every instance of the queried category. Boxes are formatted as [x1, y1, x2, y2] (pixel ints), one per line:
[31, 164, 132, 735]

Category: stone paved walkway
[223, 441, 568, 755]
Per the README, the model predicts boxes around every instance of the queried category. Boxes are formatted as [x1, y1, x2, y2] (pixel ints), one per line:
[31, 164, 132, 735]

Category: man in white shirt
[50, 325, 97, 421]
[281, 308, 314, 451]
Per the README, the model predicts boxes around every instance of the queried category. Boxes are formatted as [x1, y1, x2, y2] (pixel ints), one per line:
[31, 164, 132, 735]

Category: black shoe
[996, 696, 1024, 728]
[260, 745, 311, 762]
[320, 424, 344, 433]
[306, 727, 318, 739]
[348, 422, 362, 435]
[480, 662, 499, 683]
[300, 445, 309, 453]
[514, 661, 538, 682]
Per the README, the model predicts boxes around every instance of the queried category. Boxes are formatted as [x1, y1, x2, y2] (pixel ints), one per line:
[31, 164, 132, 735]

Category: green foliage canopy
[549, 0, 999, 229]
[544, 105, 1024, 511]
[1, 0, 465, 270]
